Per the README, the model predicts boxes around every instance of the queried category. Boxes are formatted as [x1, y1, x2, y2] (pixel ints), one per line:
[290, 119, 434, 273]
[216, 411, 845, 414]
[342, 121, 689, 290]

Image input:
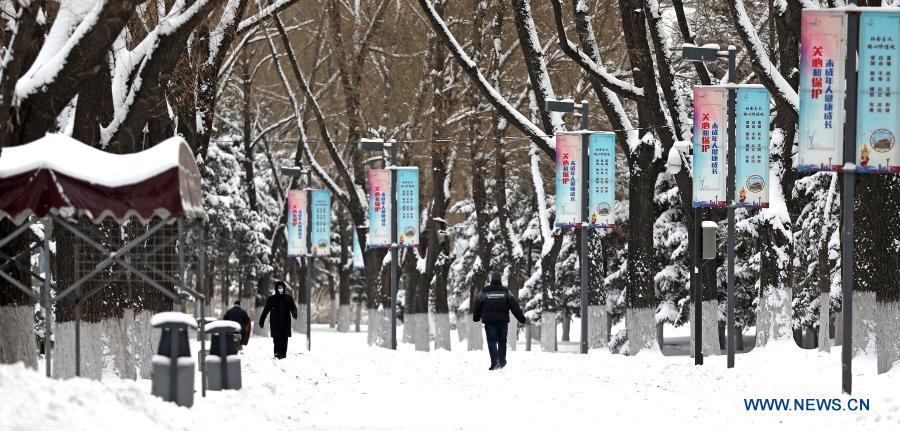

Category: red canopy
[0, 134, 204, 225]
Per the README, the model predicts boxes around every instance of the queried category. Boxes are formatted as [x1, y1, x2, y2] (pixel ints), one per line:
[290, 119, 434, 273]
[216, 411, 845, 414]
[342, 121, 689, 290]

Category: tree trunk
[855, 174, 900, 372]
[755, 222, 792, 347]
[0, 219, 37, 367]
[625, 147, 659, 355]
[338, 217, 352, 333]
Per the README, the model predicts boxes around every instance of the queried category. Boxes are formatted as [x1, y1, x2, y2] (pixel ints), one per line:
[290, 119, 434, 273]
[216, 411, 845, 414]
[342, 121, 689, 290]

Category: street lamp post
[282, 165, 313, 351]
[359, 139, 399, 350]
[682, 43, 738, 368]
[545, 99, 590, 355]
[840, 6, 860, 395]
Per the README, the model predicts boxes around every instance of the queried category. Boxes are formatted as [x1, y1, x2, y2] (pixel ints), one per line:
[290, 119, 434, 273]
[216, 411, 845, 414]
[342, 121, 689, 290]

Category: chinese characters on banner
[352, 229, 365, 270]
[735, 86, 771, 208]
[857, 11, 900, 173]
[692, 86, 728, 208]
[797, 9, 847, 172]
[395, 168, 420, 248]
[367, 169, 392, 249]
[555, 133, 582, 227]
[286, 189, 307, 257]
[309, 190, 332, 256]
[588, 133, 616, 227]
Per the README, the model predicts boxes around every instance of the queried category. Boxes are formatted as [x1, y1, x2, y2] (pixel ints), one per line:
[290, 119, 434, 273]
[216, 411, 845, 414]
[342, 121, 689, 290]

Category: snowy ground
[1, 325, 898, 430]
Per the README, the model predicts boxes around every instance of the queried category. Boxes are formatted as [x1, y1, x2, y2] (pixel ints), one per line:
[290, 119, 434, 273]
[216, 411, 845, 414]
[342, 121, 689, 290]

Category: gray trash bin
[205, 320, 242, 391]
[150, 312, 197, 407]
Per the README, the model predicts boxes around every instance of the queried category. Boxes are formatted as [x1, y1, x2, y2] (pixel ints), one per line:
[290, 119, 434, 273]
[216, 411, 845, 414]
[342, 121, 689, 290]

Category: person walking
[222, 301, 251, 352]
[259, 280, 298, 359]
[473, 271, 526, 370]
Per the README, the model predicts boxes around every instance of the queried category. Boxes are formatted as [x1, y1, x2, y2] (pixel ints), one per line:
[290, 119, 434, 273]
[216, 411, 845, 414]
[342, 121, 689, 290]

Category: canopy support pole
[41, 218, 52, 378]
[198, 224, 207, 397]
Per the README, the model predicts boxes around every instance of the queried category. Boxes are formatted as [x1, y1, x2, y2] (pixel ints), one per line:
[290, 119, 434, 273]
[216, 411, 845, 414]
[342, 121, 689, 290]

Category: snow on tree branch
[415, 0, 553, 156]
[236, 0, 300, 34]
[726, 0, 799, 113]
[261, 16, 350, 206]
[549, 0, 644, 101]
[272, 13, 367, 213]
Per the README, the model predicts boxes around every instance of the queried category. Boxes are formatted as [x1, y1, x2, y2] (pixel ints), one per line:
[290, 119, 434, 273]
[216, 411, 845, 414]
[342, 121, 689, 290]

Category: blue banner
[309, 189, 332, 257]
[857, 11, 900, 174]
[395, 168, 420, 248]
[587, 133, 615, 228]
[735, 86, 771, 208]
[352, 228, 364, 270]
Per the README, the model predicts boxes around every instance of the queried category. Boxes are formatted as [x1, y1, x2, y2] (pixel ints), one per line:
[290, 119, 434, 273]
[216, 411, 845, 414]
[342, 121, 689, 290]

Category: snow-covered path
[1, 325, 898, 430]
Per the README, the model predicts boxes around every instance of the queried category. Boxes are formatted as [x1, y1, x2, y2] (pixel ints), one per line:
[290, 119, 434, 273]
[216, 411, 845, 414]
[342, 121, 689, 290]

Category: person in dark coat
[223, 301, 252, 351]
[473, 271, 526, 370]
[258, 280, 298, 359]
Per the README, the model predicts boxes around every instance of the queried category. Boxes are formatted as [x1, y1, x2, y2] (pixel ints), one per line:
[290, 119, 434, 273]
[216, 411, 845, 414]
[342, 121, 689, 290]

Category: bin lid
[204, 320, 241, 333]
[150, 312, 198, 329]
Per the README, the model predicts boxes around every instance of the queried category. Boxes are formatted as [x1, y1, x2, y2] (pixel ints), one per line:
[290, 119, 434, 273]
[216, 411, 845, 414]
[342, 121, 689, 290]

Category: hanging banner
[395, 167, 420, 248]
[309, 189, 332, 257]
[735, 86, 771, 208]
[587, 133, 615, 228]
[692, 86, 728, 208]
[286, 189, 307, 257]
[352, 228, 365, 270]
[555, 132, 582, 227]
[367, 169, 392, 249]
[857, 11, 900, 174]
[797, 9, 847, 173]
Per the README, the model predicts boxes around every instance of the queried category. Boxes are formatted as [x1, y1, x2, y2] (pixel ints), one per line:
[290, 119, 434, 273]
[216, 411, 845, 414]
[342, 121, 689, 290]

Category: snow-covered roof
[204, 320, 241, 332]
[150, 312, 198, 328]
[0, 134, 204, 224]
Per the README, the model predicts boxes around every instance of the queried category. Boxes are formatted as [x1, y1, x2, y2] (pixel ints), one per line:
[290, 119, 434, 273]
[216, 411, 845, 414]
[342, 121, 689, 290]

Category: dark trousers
[273, 336, 289, 358]
[484, 322, 508, 366]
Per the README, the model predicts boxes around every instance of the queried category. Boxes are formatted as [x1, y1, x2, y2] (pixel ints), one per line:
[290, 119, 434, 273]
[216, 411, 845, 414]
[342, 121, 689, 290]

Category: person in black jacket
[473, 271, 526, 370]
[223, 301, 252, 351]
[259, 280, 298, 359]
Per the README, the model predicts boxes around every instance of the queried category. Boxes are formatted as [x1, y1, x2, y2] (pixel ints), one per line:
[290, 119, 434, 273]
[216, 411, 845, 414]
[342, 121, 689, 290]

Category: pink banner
[286, 189, 307, 257]
[555, 133, 582, 227]
[367, 169, 392, 248]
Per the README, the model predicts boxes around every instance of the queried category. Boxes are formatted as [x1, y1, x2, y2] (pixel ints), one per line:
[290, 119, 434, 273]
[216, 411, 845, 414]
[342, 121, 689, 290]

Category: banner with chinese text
[395, 168, 420, 248]
[692, 86, 728, 208]
[587, 133, 615, 227]
[798, 9, 847, 172]
[857, 11, 900, 174]
[735, 86, 771, 208]
[309, 189, 332, 256]
[367, 169, 392, 249]
[555, 133, 582, 227]
[286, 189, 307, 257]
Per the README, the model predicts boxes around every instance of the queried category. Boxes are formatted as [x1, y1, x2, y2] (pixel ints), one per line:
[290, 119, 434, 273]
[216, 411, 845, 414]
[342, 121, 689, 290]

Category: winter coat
[223, 305, 252, 345]
[473, 281, 526, 324]
[259, 292, 298, 338]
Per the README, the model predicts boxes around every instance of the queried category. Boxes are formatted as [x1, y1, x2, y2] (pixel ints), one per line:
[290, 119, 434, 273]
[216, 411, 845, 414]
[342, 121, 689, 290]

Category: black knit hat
[490, 271, 503, 285]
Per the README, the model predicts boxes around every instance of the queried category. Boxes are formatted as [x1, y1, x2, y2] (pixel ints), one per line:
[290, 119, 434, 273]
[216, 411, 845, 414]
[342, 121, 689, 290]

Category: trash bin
[204, 320, 242, 391]
[150, 312, 197, 408]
